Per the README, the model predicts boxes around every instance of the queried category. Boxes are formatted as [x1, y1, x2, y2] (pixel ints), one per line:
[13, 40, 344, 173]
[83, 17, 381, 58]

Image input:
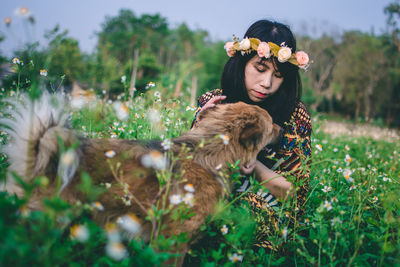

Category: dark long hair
[221, 20, 302, 127]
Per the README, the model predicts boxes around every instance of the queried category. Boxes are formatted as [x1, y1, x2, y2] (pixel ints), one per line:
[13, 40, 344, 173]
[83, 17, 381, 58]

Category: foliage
[0, 63, 399, 266]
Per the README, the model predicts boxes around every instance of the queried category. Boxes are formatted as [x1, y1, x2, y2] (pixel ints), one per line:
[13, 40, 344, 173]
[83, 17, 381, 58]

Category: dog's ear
[238, 122, 263, 150]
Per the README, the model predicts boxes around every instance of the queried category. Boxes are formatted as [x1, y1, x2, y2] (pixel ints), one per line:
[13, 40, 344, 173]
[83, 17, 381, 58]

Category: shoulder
[279, 101, 312, 156]
[289, 101, 312, 136]
[285, 101, 312, 142]
[292, 101, 311, 123]
[197, 89, 223, 107]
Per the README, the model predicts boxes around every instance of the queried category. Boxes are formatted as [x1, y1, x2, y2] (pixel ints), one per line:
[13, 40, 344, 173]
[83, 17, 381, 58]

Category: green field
[0, 88, 399, 266]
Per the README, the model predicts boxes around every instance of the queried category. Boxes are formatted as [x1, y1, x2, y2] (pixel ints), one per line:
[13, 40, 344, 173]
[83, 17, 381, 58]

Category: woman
[191, 19, 312, 251]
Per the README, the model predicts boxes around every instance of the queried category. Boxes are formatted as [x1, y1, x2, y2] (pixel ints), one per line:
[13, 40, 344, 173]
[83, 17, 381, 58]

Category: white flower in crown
[277, 42, 292, 63]
[239, 37, 251, 50]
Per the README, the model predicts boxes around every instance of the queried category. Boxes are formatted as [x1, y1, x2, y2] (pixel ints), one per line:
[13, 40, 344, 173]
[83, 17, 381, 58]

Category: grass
[0, 84, 399, 266]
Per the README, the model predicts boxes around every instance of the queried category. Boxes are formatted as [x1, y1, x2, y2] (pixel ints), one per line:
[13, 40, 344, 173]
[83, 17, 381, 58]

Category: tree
[332, 32, 389, 120]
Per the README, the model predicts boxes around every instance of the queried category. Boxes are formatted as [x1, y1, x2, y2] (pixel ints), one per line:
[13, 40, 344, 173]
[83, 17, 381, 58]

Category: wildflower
[91, 201, 104, 211]
[70, 224, 89, 242]
[141, 150, 168, 170]
[105, 222, 120, 242]
[331, 217, 342, 226]
[121, 75, 127, 83]
[343, 169, 354, 183]
[105, 183, 112, 189]
[304, 218, 310, 225]
[229, 253, 243, 263]
[40, 69, 48, 76]
[145, 82, 155, 89]
[12, 57, 20, 64]
[184, 183, 195, 193]
[331, 197, 338, 203]
[281, 227, 288, 240]
[105, 150, 116, 158]
[383, 177, 392, 182]
[219, 134, 230, 145]
[345, 154, 352, 165]
[321, 185, 332, 193]
[161, 139, 172, 150]
[221, 224, 228, 235]
[117, 213, 141, 235]
[315, 144, 322, 151]
[169, 194, 183, 205]
[215, 164, 223, 170]
[154, 91, 161, 98]
[324, 200, 332, 211]
[183, 192, 194, 207]
[372, 196, 378, 203]
[370, 185, 376, 191]
[345, 145, 350, 151]
[20, 205, 31, 217]
[106, 242, 128, 261]
[333, 148, 338, 152]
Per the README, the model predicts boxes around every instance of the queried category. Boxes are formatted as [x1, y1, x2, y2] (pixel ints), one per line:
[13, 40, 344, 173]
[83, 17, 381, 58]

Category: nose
[260, 72, 272, 89]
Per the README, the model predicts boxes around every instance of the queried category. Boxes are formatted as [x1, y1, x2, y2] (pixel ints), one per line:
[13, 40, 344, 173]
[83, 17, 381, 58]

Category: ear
[239, 122, 263, 150]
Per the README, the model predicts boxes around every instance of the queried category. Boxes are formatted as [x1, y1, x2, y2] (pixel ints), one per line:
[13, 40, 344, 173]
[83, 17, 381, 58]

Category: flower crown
[224, 37, 311, 70]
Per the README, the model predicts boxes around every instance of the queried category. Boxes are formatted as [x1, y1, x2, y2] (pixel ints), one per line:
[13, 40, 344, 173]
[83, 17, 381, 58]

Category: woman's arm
[254, 160, 293, 201]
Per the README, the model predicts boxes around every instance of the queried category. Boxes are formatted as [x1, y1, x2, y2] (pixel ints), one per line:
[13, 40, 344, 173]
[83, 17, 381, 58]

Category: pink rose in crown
[257, 42, 270, 58]
[295, 51, 309, 68]
[224, 42, 235, 57]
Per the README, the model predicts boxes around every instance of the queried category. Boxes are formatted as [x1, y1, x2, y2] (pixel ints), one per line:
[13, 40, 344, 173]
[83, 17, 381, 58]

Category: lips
[253, 90, 268, 98]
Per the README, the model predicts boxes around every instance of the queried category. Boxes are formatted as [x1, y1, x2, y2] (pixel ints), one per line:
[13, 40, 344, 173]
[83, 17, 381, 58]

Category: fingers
[197, 95, 226, 123]
[240, 161, 257, 175]
[208, 95, 226, 105]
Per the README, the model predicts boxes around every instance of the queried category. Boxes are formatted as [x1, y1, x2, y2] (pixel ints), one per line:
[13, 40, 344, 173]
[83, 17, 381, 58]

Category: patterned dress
[191, 89, 312, 251]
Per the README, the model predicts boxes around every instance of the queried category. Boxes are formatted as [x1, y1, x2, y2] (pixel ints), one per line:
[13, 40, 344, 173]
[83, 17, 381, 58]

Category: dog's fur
[0, 93, 281, 256]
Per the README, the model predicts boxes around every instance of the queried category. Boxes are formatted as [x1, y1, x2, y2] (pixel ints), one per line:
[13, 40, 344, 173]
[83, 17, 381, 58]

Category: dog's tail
[0, 92, 79, 196]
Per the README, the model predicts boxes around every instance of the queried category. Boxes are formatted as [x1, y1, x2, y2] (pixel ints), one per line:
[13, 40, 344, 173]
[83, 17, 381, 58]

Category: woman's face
[244, 56, 284, 102]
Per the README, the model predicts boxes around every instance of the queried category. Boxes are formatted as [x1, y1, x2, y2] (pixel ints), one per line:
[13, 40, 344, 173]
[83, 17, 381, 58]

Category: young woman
[191, 19, 312, 251]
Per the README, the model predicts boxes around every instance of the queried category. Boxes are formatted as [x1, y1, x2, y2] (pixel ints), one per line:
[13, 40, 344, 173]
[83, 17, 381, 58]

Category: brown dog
[0, 93, 281, 258]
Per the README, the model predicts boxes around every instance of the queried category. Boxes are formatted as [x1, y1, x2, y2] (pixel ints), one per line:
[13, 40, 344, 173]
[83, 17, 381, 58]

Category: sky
[0, 0, 394, 57]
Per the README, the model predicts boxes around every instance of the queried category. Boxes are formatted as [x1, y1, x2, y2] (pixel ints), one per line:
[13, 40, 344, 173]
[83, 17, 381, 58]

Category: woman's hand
[197, 95, 226, 122]
[240, 159, 257, 175]
[254, 160, 293, 200]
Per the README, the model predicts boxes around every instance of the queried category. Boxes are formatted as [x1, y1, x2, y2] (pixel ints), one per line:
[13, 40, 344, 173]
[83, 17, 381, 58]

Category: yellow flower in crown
[224, 36, 311, 70]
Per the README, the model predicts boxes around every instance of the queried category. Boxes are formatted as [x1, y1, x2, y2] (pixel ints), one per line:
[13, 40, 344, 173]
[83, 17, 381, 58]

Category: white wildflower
[117, 213, 141, 235]
[169, 194, 183, 205]
[184, 183, 195, 193]
[105, 150, 116, 158]
[229, 253, 243, 263]
[221, 224, 228, 235]
[106, 242, 128, 261]
[70, 224, 89, 242]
